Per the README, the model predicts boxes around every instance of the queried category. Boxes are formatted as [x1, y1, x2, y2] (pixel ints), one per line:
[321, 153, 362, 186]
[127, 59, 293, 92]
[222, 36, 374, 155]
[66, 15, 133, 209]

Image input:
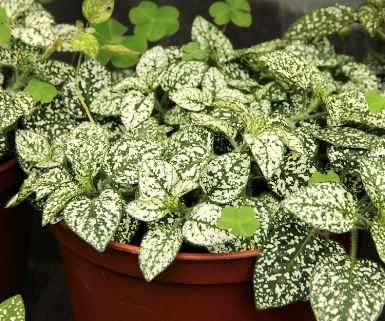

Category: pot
[51, 224, 316, 321]
[0, 159, 31, 302]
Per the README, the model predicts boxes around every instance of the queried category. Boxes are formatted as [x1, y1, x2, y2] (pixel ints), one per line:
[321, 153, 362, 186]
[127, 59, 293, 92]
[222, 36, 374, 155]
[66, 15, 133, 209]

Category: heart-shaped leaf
[82, 0, 114, 24]
[218, 206, 260, 238]
[121, 92, 155, 130]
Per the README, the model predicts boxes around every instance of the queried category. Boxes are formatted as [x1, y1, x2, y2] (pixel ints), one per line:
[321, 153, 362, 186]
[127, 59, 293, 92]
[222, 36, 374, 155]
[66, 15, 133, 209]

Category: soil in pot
[0, 159, 31, 302]
[51, 224, 317, 321]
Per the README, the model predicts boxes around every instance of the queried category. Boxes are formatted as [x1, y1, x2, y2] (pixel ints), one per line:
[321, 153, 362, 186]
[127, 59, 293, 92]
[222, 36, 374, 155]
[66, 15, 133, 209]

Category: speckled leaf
[64, 122, 110, 179]
[0, 295, 25, 321]
[0, 91, 34, 132]
[32, 59, 73, 87]
[90, 88, 124, 117]
[260, 50, 321, 91]
[33, 167, 73, 200]
[125, 198, 169, 222]
[0, 133, 8, 160]
[183, 203, 237, 246]
[0, 0, 33, 19]
[313, 127, 381, 150]
[220, 61, 259, 92]
[170, 144, 211, 183]
[113, 210, 140, 244]
[282, 183, 358, 233]
[169, 87, 210, 111]
[200, 152, 250, 204]
[254, 222, 346, 309]
[82, 0, 114, 24]
[191, 112, 237, 140]
[139, 160, 179, 199]
[202, 67, 227, 97]
[15, 130, 51, 167]
[125, 117, 169, 143]
[6, 171, 38, 207]
[371, 215, 385, 264]
[358, 5, 383, 37]
[214, 88, 251, 114]
[310, 258, 385, 321]
[104, 138, 163, 188]
[161, 61, 207, 93]
[42, 182, 83, 226]
[136, 46, 169, 89]
[191, 16, 234, 64]
[285, 4, 356, 41]
[245, 131, 285, 180]
[64, 189, 123, 252]
[139, 222, 183, 281]
[341, 61, 378, 92]
[121, 92, 155, 130]
[359, 157, 385, 211]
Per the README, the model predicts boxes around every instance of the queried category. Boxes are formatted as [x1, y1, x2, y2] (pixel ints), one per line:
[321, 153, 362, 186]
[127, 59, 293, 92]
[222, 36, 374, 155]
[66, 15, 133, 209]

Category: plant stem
[42, 38, 63, 61]
[75, 54, 95, 123]
[350, 228, 359, 265]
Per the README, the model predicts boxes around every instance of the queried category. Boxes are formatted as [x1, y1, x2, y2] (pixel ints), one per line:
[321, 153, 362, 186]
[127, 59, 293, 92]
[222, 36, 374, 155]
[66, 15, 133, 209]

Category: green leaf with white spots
[358, 5, 384, 37]
[82, 0, 114, 24]
[254, 222, 346, 309]
[169, 143, 211, 183]
[64, 122, 110, 180]
[200, 152, 250, 204]
[139, 222, 183, 281]
[191, 16, 234, 64]
[285, 4, 356, 41]
[310, 258, 385, 321]
[371, 215, 385, 264]
[161, 60, 207, 93]
[359, 157, 385, 211]
[341, 61, 378, 92]
[136, 46, 169, 89]
[90, 88, 124, 117]
[169, 87, 210, 112]
[260, 50, 321, 91]
[6, 171, 39, 208]
[121, 92, 155, 130]
[64, 189, 123, 252]
[218, 206, 260, 238]
[125, 198, 170, 222]
[24, 79, 58, 104]
[313, 127, 382, 150]
[33, 168, 74, 200]
[202, 67, 227, 98]
[16, 130, 52, 167]
[104, 138, 163, 188]
[191, 112, 237, 140]
[42, 182, 83, 226]
[164, 106, 192, 126]
[245, 131, 285, 180]
[0, 0, 33, 19]
[139, 160, 179, 199]
[0, 91, 35, 132]
[113, 210, 140, 244]
[0, 295, 25, 321]
[308, 171, 341, 185]
[282, 183, 358, 233]
[183, 203, 237, 246]
[214, 88, 251, 114]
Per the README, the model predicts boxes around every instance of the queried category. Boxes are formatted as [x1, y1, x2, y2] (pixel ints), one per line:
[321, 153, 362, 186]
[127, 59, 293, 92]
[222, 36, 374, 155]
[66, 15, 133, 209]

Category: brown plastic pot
[51, 224, 317, 321]
[0, 159, 31, 302]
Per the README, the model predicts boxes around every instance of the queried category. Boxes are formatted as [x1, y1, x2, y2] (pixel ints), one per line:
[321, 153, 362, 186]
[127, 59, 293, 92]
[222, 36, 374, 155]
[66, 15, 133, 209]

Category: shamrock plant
[5, 1, 385, 321]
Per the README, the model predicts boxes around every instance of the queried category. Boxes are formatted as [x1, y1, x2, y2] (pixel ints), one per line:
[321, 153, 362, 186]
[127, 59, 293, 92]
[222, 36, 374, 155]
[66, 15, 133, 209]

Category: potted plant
[7, 0, 385, 320]
[0, 0, 78, 301]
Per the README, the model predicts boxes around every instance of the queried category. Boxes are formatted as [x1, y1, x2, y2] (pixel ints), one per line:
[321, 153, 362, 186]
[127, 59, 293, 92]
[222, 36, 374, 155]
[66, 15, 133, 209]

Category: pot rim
[0, 159, 17, 175]
[59, 223, 259, 262]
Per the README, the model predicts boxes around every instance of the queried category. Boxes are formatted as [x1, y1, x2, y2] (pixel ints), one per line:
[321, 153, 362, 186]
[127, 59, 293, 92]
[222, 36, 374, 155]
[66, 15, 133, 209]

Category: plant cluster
[3, 0, 385, 320]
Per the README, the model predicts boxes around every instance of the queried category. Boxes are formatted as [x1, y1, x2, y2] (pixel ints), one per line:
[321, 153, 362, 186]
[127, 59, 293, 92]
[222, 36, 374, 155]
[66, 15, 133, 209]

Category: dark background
[23, 1, 384, 321]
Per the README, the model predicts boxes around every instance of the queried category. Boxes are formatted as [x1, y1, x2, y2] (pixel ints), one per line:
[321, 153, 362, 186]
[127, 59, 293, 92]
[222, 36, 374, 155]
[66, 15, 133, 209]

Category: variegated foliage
[6, 7, 385, 321]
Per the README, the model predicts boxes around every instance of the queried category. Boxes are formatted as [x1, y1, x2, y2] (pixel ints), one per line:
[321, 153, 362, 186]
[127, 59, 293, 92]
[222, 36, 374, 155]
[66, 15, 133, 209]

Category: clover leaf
[308, 170, 341, 185]
[218, 206, 260, 238]
[129, 1, 180, 42]
[209, 0, 252, 28]
[93, 18, 147, 68]
[82, 0, 115, 24]
[0, 7, 11, 45]
[24, 79, 58, 104]
[181, 41, 209, 61]
[366, 89, 385, 113]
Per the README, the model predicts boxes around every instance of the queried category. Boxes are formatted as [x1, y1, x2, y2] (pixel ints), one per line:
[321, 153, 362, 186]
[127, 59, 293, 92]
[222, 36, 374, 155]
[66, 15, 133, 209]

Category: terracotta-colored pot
[51, 224, 316, 321]
[0, 159, 31, 302]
